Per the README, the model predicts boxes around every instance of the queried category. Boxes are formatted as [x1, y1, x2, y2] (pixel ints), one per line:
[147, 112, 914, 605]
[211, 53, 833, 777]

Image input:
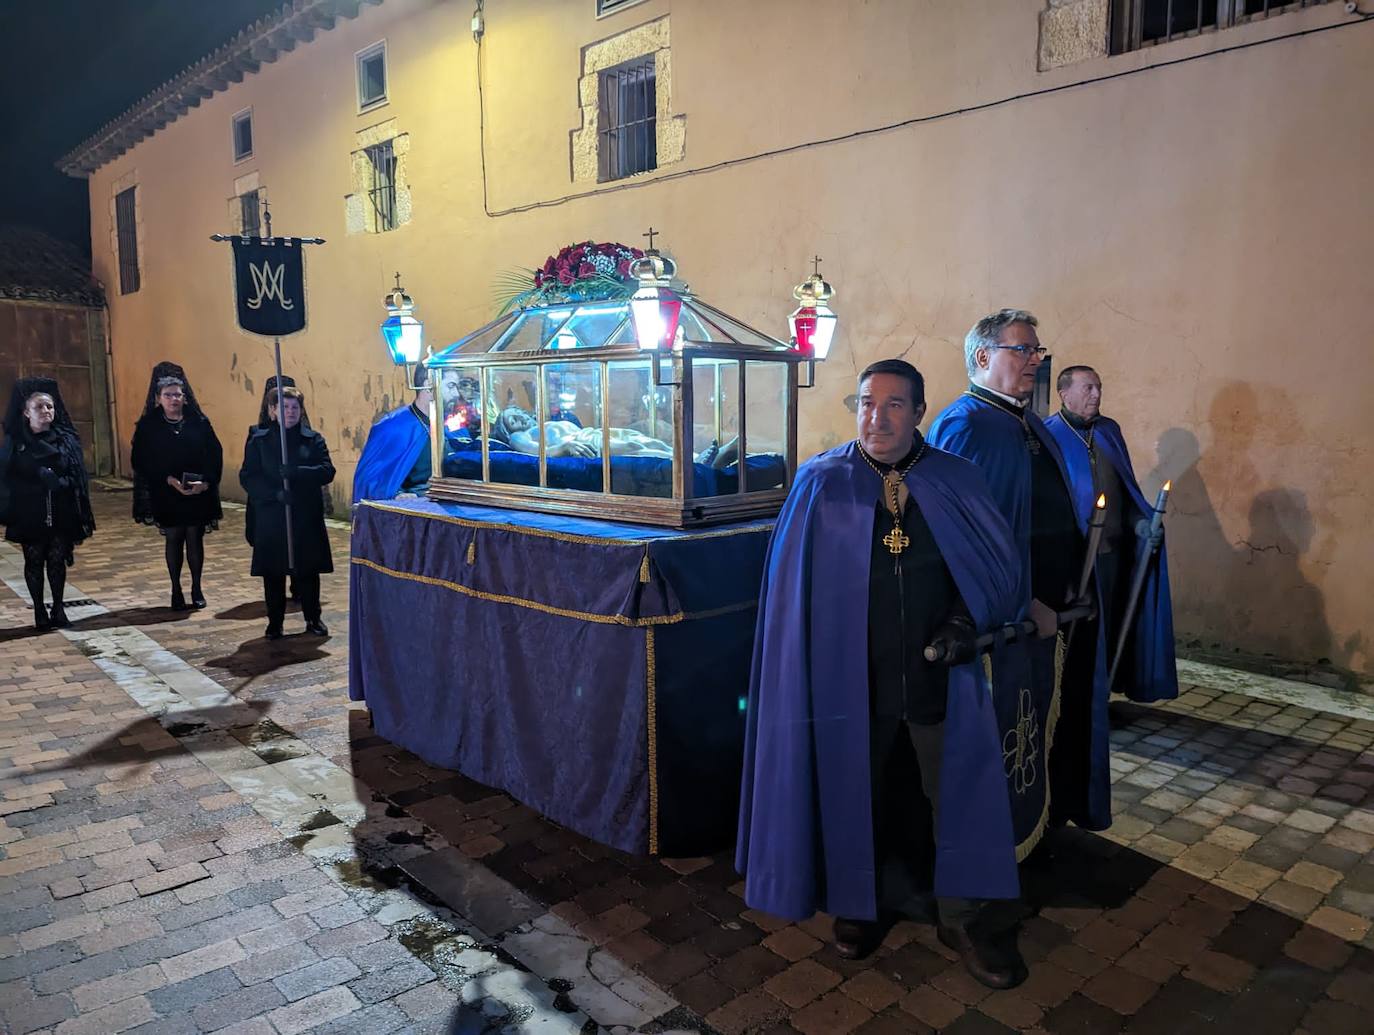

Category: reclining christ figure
[489, 406, 739, 468]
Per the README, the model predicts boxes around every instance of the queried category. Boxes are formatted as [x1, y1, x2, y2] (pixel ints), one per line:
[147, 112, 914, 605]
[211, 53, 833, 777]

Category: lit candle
[1148, 481, 1171, 545]
[1075, 493, 1108, 602]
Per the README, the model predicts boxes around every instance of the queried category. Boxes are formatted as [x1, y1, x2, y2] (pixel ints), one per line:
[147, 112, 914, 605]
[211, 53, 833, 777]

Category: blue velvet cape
[1043, 413, 1178, 703]
[351, 405, 429, 506]
[735, 441, 1022, 921]
[932, 391, 1120, 830]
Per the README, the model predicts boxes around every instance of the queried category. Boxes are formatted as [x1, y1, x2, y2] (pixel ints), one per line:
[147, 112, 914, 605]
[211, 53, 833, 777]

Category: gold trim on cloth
[987, 633, 1066, 863]
[359, 499, 773, 548]
[350, 556, 757, 628]
[646, 626, 659, 854]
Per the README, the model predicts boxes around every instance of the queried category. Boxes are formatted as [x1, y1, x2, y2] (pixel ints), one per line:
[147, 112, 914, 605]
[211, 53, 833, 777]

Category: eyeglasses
[987, 345, 1048, 360]
[161, 391, 186, 399]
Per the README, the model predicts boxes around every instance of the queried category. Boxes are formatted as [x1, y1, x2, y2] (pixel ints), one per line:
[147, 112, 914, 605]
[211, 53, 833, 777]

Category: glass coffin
[426, 279, 804, 527]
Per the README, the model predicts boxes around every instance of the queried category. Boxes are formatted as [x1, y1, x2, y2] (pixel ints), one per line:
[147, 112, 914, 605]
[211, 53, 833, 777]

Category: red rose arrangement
[495, 241, 644, 314]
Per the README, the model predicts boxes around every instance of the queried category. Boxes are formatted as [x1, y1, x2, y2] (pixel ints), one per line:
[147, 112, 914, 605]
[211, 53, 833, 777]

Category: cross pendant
[883, 527, 909, 556]
[1026, 434, 1041, 455]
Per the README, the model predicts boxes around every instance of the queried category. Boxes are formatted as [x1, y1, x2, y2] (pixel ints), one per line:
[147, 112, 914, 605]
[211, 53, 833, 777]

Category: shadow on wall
[1147, 379, 1342, 679]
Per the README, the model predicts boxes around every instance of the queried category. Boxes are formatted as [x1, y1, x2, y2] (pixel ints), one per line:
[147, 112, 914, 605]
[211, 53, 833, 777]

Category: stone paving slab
[1, 492, 1373, 1034]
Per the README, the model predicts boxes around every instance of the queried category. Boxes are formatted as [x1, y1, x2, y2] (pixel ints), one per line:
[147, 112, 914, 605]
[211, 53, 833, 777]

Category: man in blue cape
[927, 309, 1110, 835]
[351, 368, 434, 506]
[1044, 366, 1177, 703]
[737, 359, 1028, 989]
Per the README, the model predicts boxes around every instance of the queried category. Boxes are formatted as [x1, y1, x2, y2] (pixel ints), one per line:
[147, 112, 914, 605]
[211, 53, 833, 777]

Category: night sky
[1, 0, 288, 256]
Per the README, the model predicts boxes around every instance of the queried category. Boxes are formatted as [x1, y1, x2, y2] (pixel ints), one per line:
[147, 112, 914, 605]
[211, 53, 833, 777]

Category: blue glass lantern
[381, 274, 424, 365]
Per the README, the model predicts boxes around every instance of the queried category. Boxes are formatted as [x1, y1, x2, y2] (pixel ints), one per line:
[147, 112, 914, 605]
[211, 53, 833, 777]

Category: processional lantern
[380, 273, 426, 384]
[629, 228, 683, 354]
[788, 257, 837, 388]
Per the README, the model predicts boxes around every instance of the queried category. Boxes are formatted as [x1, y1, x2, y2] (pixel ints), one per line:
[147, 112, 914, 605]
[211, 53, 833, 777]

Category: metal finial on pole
[643, 226, 658, 251]
[811, 255, 823, 277]
[263, 199, 273, 239]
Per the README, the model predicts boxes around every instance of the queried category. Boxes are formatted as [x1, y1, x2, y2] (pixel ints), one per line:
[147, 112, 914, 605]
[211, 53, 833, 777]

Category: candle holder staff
[1044, 364, 1177, 703]
[929, 308, 1113, 844]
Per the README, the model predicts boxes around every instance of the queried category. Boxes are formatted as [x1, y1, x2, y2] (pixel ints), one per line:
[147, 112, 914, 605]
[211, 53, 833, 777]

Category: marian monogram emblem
[1003, 687, 1040, 795]
[245, 260, 295, 311]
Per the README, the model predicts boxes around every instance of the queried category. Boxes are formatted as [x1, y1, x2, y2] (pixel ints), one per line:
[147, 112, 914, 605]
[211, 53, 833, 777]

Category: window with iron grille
[232, 109, 253, 161]
[598, 55, 656, 182]
[1111, 0, 1333, 53]
[239, 191, 261, 237]
[357, 41, 387, 110]
[115, 186, 140, 295]
[365, 140, 398, 232]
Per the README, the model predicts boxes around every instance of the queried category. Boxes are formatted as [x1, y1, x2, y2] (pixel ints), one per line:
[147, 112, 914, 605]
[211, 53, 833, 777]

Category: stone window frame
[345, 120, 411, 236]
[571, 17, 685, 185]
[228, 172, 265, 236]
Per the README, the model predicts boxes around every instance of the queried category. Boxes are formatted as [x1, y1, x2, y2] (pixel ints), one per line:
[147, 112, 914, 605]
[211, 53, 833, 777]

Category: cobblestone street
[2, 489, 1373, 1035]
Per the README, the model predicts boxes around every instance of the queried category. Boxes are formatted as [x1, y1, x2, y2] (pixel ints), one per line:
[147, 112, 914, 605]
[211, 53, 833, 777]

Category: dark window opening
[358, 44, 387, 109]
[233, 111, 253, 161]
[1111, 0, 1330, 54]
[115, 186, 140, 295]
[598, 55, 656, 182]
[239, 191, 261, 237]
[365, 140, 398, 232]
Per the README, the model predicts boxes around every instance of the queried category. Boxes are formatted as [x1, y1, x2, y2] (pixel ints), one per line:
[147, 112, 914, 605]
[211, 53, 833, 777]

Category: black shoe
[937, 923, 1025, 990]
[48, 605, 71, 629]
[191, 589, 207, 610]
[265, 623, 284, 640]
[171, 589, 190, 611]
[33, 603, 51, 631]
[833, 915, 894, 961]
[303, 619, 329, 637]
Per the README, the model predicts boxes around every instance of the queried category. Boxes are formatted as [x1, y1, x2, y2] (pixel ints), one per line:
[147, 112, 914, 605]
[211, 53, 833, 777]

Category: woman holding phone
[131, 362, 223, 610]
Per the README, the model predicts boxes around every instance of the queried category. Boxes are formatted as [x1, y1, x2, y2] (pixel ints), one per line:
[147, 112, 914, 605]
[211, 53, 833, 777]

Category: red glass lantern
[788, 263, 837, 361]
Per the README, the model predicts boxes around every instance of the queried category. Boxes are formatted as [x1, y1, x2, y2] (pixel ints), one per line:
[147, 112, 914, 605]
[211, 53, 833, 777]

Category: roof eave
[57, 0, 385, 179]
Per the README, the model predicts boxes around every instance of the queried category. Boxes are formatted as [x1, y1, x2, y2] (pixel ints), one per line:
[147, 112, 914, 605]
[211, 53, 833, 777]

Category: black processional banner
[986, 634, 1062, 861]
[231, 237, 307, 337]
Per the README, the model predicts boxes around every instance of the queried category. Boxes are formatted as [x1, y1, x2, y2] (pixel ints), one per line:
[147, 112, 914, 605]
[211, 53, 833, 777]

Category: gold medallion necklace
[858, 442, 926, 556]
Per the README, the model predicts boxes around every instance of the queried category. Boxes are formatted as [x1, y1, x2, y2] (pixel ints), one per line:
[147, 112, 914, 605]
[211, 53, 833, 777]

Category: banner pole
[274, 337, 295, 572]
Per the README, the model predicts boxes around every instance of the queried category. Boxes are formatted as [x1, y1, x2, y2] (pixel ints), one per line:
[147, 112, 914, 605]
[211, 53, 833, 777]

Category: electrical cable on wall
[474, 8, 1374, 220]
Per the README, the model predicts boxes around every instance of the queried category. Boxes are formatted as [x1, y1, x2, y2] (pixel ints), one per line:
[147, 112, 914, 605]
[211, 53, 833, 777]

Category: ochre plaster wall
[85, 0, 1374, 678]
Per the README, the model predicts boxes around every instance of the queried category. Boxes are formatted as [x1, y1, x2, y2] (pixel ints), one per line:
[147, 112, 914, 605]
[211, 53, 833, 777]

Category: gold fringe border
[1013, 632, 1066, 863]
[360, 499, 773, 548]
[351, 556, 757, 628]
[646, 626, 659, 854]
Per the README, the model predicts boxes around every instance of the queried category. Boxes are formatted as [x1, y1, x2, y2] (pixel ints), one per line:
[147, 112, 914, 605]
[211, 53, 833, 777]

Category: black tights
[22, 537, 69, 614]
[165, 525, 205, 597]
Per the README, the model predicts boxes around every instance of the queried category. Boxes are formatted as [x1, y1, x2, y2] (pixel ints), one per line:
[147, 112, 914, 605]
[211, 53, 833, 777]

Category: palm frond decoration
[491, 241, 645, 316]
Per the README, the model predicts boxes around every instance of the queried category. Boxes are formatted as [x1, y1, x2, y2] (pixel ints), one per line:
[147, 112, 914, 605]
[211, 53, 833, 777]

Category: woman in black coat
[131, 363, 223, 610]
[0, 377, 96, 629]
[239, 385, 334, 640]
